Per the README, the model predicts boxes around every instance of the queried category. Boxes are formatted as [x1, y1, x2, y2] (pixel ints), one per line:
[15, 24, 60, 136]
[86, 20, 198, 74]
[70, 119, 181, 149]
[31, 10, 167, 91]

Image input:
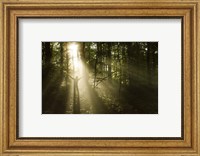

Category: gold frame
[0, 0, 199, 155]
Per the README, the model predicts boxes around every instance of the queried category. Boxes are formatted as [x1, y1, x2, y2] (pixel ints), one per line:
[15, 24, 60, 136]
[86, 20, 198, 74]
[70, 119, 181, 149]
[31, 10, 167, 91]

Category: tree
[107, 42, 112, 79]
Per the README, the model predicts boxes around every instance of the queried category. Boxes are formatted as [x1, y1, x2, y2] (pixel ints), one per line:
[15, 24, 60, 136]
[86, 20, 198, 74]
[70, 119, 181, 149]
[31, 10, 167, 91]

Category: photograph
[42, 42, 158, 114]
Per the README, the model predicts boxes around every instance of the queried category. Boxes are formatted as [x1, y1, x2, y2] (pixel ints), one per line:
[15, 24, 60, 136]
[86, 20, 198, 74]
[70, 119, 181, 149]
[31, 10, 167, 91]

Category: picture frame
[0, 0, 199, 155]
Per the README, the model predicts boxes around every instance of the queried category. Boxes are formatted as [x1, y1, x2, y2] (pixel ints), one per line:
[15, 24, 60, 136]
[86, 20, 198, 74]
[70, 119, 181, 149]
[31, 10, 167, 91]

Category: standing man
[69, 75, 81, 114]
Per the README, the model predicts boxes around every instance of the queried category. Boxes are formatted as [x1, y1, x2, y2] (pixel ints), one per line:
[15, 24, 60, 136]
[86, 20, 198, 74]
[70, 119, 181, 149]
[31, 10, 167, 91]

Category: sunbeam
[68, 42, 83, 76]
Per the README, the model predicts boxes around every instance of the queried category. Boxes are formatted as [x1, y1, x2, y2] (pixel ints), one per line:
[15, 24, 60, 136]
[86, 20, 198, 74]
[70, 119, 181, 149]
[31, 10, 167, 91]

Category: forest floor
[42, 74, 158, 114]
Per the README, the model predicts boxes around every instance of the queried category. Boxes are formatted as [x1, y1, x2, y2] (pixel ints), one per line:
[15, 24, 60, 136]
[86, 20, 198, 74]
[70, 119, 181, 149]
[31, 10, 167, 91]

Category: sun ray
[68, 42, 82, 76]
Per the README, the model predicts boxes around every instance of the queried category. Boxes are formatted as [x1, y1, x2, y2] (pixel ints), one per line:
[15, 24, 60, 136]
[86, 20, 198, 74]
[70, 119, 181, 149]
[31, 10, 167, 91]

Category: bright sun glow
[68, 43, 82, 75]
[69, 43, 78, 58]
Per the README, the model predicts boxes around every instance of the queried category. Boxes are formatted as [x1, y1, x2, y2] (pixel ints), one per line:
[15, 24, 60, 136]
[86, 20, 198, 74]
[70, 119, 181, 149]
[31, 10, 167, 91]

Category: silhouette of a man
[68, 75, 81, 88]
[74, 76, 80, 88]
[68, 75, 81, 114]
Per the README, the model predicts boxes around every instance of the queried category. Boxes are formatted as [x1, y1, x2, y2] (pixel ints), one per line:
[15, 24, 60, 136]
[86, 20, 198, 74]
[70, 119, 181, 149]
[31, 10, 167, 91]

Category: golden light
[68, 42, 82, 75]
[69, 43, 78, 58]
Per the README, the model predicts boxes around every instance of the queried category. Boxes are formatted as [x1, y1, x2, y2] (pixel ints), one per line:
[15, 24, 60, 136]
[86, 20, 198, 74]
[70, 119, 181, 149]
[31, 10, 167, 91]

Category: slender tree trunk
[152, 43, 158, 81]
[118, 44, 122, 100]
[127, 43, 133, 86]
[44, 42, 51, 77]
[107, 42, 112, 79]
[64, 43, 70, 79]
[93, 43, 99, 88]
[79, 42, 84, 60]
[60, 42, 63, 77]
[45, 42, 51, 65]
[147, 43, 152, 84]
[101, 43, 104, 75]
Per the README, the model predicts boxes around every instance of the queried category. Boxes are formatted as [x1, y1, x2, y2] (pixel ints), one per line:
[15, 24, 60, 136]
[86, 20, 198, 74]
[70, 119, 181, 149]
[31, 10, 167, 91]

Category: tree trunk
[117, 44, 122, 100]
[127, 43, 133, 86]
[147, 43, 152, 84]
[93, 43, 99, 88]
[45, 42, 51, 65]
[44, 42, 52, 77]
[60, 42, 63, 77]
[107, 42, 112, 79]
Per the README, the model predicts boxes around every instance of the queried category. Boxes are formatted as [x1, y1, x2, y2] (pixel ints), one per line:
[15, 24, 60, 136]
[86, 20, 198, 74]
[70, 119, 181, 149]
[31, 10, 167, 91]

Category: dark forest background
[42, 42, 158, 114]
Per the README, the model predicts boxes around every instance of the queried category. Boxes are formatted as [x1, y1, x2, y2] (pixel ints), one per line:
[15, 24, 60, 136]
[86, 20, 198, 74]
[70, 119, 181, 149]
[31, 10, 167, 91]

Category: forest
[42, 42, 158, 114]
